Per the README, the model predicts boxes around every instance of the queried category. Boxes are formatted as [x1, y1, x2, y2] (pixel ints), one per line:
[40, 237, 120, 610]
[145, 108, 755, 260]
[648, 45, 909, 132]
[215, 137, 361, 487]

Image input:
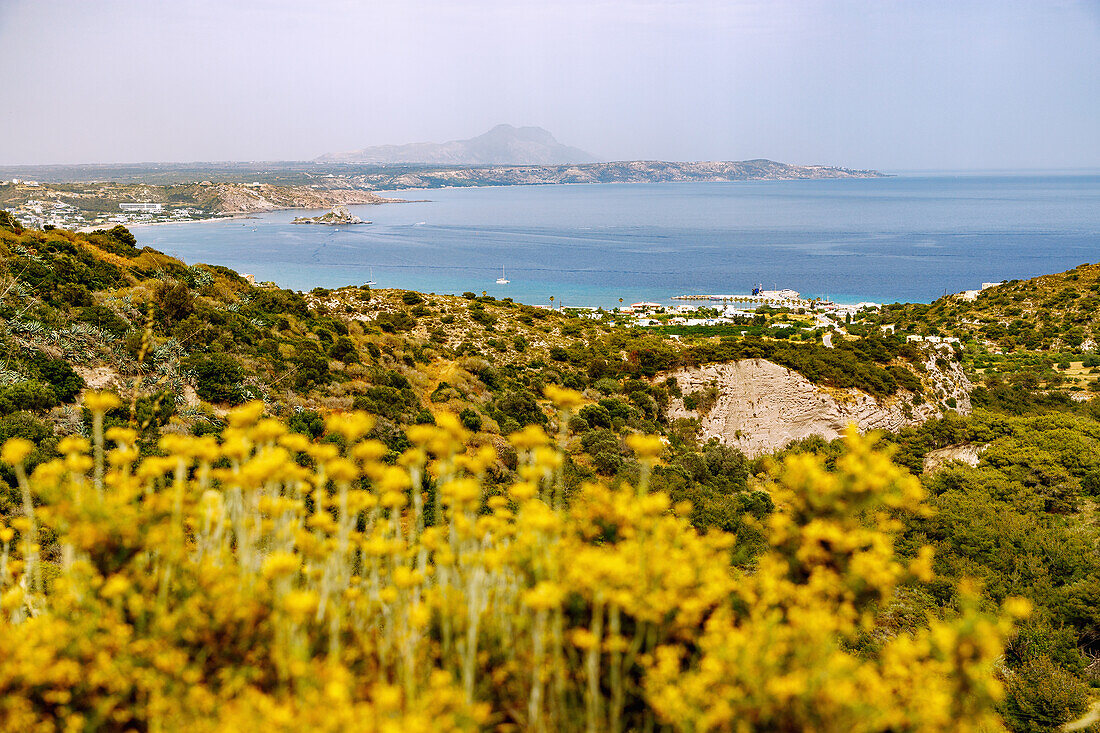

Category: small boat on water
[496, 266, 510, 285]
[365, 267, 376, 287]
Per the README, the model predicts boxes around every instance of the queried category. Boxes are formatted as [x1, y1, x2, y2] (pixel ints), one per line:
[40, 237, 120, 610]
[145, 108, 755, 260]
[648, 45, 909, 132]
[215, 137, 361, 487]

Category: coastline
[83, 213, 253, 232]
[65, 176, 884, 233]
[86, 198, 419, 233]
[116, 174, 1087, 310]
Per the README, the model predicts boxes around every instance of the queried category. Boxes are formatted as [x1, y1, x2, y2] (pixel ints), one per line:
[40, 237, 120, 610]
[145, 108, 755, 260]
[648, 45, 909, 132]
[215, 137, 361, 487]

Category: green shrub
[0, 210, 24, 233]
[292, 346, 330, 389]
[0, 381, 59, 415]
[58, 283, 93, 307]
[90, 225, 140, 257]
[27, 351, 85, 403]
[581, 429, 619, 457]
[289, 409, 325, 438]
[353, 385, 420, 422]
[0, 411, 54, 445]
[1001, 656, 1090, 732]
[496, 390, 545, 427]
[330, 336, 358, 363]
[579, 404, 612, 429]
[79, 304, 130, 336]
[593, 450, 623, 475]
[568, 416, 590, 434]
[186, 353, 243, 404]
[154, 280, 194, 322]
[469, 307, 496, 328]
[375, 311, 416, 333]
[459, 408, 482, 432]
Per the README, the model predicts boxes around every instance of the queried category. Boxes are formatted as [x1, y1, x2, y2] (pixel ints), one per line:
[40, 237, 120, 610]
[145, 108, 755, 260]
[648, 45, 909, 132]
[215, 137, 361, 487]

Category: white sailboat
[496, 266, 510, 285]
[365, 267, 376, 287]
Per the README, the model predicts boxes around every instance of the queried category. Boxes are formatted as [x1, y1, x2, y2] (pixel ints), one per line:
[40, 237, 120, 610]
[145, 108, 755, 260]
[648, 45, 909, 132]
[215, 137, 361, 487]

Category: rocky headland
[192, 183, 401, 214]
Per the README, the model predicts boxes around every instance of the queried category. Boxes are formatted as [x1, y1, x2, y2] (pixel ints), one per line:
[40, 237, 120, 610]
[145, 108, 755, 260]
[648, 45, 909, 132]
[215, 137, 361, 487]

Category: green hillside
[881, 263, 1100, 352]
[3, 214, 1100, 730]
[0, 214, 934, 438]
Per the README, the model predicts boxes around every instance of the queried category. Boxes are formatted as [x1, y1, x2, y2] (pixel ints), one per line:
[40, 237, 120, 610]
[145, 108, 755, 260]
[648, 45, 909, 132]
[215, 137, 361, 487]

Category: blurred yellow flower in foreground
[0, 438, 33, 466]
[82, 390, 120, 413]
[0, 413, 1018, 732]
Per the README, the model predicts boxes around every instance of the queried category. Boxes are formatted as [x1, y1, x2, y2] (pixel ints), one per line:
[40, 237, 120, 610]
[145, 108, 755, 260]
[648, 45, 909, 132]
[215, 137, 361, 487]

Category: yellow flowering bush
[0, 397, 1024, 732]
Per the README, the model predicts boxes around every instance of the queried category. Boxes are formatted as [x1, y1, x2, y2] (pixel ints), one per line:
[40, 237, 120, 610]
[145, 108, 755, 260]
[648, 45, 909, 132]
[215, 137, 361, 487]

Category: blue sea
[134, 173, 1100, 308]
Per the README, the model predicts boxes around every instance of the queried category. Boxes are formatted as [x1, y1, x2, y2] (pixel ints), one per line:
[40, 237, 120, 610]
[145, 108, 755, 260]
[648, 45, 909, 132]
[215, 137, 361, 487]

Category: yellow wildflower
[325, 458, 360, 483]
[523, 581, 565, 611]
[1003, 596, 1032, 619]
[282, 589, 319, 622]
[626, 433, 664, 460]
[544, 384, 585, 410]
[351, 439, 388, 463]
[83, 390, 120, 412]
[1, 438, 34, 466]
[226, 400, 266, 428]
[326, 411, 375, 442]
[262, 552, 300, 580]
[510, 424, 550, 450]
[57, 436, 91, 455]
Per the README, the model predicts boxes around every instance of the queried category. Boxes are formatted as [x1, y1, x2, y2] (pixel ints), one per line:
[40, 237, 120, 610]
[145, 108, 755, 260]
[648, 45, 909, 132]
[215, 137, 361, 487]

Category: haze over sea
[137, 173, 1100, 308]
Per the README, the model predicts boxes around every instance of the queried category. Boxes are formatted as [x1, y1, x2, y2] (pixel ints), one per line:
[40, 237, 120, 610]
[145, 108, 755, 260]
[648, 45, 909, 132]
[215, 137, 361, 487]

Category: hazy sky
[1, 0, 1097, 169]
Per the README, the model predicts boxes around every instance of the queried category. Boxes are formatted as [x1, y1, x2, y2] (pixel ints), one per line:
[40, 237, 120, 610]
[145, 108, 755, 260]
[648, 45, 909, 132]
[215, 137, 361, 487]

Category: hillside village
[0, 179, 399, 229]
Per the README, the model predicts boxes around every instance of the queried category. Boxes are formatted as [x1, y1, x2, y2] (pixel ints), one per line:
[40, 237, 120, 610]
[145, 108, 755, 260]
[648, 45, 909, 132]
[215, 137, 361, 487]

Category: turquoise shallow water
[134, 173, 1100, 308]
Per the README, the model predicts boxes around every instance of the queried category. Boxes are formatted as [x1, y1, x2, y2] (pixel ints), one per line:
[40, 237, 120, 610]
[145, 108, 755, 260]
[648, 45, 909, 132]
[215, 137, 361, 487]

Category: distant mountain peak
[316, 125, 597, 166]
[483, 123, 552, 140]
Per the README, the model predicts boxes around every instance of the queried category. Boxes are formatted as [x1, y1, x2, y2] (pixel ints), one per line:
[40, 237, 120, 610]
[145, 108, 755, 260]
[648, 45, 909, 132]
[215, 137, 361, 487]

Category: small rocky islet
[291, 205, 369, 226]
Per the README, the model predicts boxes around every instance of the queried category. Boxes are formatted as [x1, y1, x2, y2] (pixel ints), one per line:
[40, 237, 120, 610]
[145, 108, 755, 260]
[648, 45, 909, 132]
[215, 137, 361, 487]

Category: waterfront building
[120, 202, 164, 213]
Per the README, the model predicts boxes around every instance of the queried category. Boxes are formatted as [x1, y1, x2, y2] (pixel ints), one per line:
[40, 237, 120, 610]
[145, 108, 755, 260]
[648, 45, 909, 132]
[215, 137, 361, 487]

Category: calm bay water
[135, 174, 1100, 308]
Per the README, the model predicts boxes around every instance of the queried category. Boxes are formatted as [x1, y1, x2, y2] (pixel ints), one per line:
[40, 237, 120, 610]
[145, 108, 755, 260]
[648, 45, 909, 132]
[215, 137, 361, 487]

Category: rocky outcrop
[73, 365, 122, 391]
[664, 349, 970, 457]
[922, 444, 983, 473]
[292, 205, 367, 225]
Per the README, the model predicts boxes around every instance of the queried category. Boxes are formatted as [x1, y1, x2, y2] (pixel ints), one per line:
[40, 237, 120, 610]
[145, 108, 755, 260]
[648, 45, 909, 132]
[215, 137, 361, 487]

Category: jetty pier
[671, 290, 820, 309]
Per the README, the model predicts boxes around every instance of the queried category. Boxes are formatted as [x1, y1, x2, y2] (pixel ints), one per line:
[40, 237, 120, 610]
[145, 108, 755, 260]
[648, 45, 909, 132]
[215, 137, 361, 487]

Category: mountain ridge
[316, 124, 597, 165]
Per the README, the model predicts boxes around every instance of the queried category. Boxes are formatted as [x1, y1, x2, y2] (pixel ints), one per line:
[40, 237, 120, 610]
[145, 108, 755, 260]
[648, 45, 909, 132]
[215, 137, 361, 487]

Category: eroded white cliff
[664, 349, 971, 457]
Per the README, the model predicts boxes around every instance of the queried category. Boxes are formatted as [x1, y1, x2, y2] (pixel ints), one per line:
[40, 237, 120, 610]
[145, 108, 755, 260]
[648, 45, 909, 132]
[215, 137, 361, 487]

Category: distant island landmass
[0, 128, 885, 228]
[346, 158, 886, 189]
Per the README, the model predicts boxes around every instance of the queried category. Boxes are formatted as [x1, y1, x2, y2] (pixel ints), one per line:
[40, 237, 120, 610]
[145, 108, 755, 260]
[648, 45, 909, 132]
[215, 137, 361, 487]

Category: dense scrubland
[1, 214, 1098, 731]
